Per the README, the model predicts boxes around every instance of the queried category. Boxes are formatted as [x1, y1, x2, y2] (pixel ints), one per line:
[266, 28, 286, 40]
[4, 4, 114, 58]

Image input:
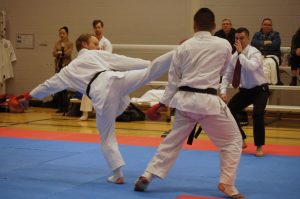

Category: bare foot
[218, 183, 245, 198]
[256, 146, 264, 157]
[107, 176, 125, 184]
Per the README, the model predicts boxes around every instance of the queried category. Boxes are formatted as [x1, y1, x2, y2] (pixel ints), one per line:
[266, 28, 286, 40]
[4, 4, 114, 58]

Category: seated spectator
[289, 27, 300, 86]
[251, 18, 283, 85]
[214, 18, 236, 53]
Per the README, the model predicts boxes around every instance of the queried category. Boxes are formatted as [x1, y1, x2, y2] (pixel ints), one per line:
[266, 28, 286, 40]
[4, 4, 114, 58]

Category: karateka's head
[93, 19, 104, 39]
[193, 8, 216, 33]
[76, 33, 100, 52]
[235, 27, 250, 49]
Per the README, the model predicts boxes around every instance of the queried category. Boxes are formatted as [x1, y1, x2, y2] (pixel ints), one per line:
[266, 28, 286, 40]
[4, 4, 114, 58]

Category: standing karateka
[134, 8, 244, 199]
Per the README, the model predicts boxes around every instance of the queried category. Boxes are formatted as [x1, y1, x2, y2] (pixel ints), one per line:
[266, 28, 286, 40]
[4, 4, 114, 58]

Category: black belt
[86, 71, 106, 99]
[179, 86, 217, 95]
[178, 86, 215, 145]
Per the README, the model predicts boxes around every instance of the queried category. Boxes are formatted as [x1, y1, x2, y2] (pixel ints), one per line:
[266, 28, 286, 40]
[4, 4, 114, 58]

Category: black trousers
[227, 84, 270, 146]
[55, 90, 69, 114]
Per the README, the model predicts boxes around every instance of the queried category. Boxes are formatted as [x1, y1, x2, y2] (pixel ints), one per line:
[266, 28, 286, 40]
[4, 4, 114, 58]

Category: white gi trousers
[89, 51, 174, 171]
[145, 100, 242, 186]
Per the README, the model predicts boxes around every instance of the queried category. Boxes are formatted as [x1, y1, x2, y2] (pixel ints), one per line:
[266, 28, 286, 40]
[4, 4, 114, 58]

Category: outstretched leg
[120, 51, 174, 96]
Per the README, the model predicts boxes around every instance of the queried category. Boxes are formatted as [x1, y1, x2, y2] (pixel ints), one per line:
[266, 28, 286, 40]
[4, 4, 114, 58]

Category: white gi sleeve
[160, 49, 181, 106]
[100, 51, 150, 71]
[30, 68, 69, 99]
[220, 44, 232, 76]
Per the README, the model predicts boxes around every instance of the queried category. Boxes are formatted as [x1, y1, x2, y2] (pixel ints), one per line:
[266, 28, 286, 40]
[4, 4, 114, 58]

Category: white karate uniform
[145, 31, 242, 186]
[80, 36, 113, 113]
[0, 38, 17, 83]
[30, 49, 173, 171]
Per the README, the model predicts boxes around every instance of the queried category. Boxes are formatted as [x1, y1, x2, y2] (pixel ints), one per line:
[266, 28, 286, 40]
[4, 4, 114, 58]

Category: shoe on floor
[256, 146, 264, 157]
[134, 176, 150, 192]
[218, 183, 245, 198]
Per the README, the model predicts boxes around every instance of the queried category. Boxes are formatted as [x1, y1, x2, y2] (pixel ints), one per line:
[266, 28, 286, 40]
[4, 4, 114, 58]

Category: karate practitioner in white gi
[134, 8, 244, 198]
[16, 33, 173, 184]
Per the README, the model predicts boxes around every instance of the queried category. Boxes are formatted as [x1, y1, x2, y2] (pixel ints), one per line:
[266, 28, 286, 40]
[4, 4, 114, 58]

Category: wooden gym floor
[1, 107, 300, 147]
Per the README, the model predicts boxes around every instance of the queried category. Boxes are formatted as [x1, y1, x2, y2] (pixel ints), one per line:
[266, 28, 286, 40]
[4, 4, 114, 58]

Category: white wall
[0, 0, 299, 95]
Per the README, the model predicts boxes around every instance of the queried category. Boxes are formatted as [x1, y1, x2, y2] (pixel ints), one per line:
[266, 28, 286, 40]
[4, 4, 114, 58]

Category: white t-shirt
[99, 36, 112, 53]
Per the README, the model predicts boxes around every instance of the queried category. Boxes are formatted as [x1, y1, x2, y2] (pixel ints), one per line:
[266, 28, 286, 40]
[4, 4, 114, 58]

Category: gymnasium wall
[0, 0, 299, 99]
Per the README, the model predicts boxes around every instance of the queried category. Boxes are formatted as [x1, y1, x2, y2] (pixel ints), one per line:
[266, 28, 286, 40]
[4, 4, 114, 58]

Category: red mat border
[1, 128, 300, 156]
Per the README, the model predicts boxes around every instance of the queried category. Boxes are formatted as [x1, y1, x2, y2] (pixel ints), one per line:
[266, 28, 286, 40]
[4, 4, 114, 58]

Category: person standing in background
[289, 27, 300, 86]
[52, 26, 73, 114]
[79, 19, 113, 120]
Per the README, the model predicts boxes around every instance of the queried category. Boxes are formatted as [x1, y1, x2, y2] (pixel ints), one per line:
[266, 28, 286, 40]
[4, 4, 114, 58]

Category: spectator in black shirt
[215, 18, 236, 53]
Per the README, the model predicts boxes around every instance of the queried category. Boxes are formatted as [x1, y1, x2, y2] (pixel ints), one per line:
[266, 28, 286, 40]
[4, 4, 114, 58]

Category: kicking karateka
[14, 33, 173, 184]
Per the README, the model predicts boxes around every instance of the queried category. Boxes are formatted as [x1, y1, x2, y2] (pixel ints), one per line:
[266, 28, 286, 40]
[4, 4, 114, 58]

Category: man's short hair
[262, 18, 272, 24]
[93, 19, 104, 28]
[193, 8, 215, 31]
[76, 33, 93, 52]
[222, 18, 232, 24]
[236, 27, 250, 37]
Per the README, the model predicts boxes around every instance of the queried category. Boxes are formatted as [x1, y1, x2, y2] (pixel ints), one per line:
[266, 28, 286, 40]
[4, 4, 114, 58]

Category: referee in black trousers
[220, 27, 270, 157]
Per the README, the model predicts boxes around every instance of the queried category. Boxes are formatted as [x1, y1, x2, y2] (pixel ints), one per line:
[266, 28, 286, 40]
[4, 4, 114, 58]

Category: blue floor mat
[1, 137, 300, 199]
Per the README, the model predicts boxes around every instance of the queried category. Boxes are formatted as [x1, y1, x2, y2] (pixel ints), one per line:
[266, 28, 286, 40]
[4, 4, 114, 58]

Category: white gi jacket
[220, 45, 267, 95]
[80, 36, 113, 113]
[160, 31, 232, 115]
[30, 49, 150, 113]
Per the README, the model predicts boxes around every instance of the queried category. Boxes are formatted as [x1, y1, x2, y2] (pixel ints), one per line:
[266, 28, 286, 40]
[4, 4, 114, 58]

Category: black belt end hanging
[187, 123, 202, 145]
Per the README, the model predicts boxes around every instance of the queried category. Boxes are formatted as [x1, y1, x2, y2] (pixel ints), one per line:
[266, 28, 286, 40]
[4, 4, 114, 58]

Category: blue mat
[1, 138, 300, 199]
